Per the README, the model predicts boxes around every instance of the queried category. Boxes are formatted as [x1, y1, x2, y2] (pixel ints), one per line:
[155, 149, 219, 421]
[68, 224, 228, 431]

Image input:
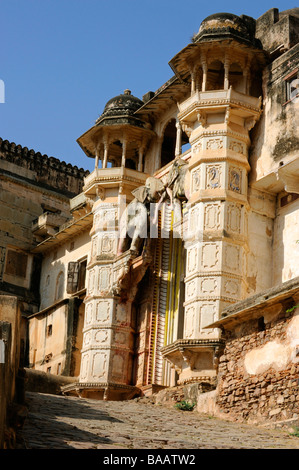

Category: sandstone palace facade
[1, 8, 298, 423]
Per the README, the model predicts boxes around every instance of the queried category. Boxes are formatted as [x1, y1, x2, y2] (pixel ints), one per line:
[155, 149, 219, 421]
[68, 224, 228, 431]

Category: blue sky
[1, 0, 295, 172]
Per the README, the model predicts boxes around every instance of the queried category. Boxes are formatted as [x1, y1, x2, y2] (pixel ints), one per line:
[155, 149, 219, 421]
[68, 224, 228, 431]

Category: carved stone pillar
[224, 58, 230, 90]
[121, 139, 127, 167]
[102, 138, 110, 169]
[201, 59, 208, 92]
[175, 121, 182, 157]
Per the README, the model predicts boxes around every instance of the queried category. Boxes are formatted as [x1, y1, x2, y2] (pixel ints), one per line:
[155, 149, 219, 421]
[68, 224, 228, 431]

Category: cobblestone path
[17, 391, 299, 450]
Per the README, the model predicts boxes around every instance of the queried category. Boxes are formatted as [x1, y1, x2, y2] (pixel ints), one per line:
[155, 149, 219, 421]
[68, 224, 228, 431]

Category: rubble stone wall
[217, 305, 299, 424]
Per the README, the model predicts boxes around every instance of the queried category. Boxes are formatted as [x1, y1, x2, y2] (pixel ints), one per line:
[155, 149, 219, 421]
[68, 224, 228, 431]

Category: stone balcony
[32, 212, 70, 238]
[178, 87, 262, 125]
[83, 167, 149, 198]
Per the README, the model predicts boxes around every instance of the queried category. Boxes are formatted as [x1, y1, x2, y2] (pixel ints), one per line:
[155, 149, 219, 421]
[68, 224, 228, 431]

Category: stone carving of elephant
[117, 176, 164, 256]
[153, 157, 189, 223]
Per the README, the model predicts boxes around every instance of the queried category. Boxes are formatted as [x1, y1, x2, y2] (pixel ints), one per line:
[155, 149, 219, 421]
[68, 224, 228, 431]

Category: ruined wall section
[256, 8, 299, 54]
[217, 301, 299, 424]
[246, 188, 276, 296]
[273, 196, 299, 285]
[249, 43, 299, 185]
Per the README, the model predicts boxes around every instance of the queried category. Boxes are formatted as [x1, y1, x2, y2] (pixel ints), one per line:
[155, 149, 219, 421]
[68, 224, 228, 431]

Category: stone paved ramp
[17, 392, 299, 450]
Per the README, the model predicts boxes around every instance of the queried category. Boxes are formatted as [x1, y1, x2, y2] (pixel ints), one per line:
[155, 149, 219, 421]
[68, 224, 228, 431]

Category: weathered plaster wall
[249, 44, 299, 187]
[247, 188, 275, 295]
[29, 302, 68, 374]
[28, 229, 90, 376]
[273, 197, 299, 284]
[39, 229, 91, 311]
[217, 303, 299, 424]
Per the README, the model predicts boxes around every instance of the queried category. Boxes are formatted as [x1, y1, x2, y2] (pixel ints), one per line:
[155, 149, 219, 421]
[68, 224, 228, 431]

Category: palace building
[0, 8, 298, 421]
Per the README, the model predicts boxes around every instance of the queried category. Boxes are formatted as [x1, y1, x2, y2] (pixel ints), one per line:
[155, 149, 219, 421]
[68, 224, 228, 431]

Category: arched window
[161, 119, 176, 168]
[206, 60, 224, 91]
[229, 62, 244, 93]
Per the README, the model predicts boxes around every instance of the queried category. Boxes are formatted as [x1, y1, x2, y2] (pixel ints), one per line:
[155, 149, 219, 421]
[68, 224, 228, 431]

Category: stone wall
[0, 296, 26, 448]
[0, 321, 12, 448]
[0, 138, 89, 198]
[216, 301, 299, 424]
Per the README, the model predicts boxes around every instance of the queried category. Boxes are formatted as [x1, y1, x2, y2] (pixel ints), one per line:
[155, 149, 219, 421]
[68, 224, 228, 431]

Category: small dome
[193, 12, 255, 45]
[96, 90, 144, 124]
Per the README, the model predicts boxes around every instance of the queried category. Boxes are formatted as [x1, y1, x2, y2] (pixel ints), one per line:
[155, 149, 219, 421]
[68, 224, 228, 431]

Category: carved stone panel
[201, 277, 218, 296]
[96, 300, 111, 323]
[206, 164, 222, 189]
[188, 205, 199, 234]
[91, 351, 107, 380]
[100, 234, 116, 255]
[112, 353, 125, 379]
[204, 203, 222, 231]
[201, 243, 220, 270]
[80, 353, 89, 381]
[229, 140, 245, 155]
[223, 244, 241, 273]
[200, 302, 217, 330]
[184, 305, 196, 339]
[229, 167, 242, 194]
[92, 236, 98, 258]
[222, 277, 240, 298]
[114, 330, 127, 346]
[94, 207, 118, 231]
[191, 168, 201, 193]
[83, 331, 92, 348]
[226, 203, 242, 234]
[98, 266, 111, 292]
[187, 246, 198, 274]
[115, 303, 129, 326]
[186, 279, 197, 300]
[206, 138, 223, 150]
[192, 140, 202, 154]
[85, 302, 93, 327]
[94, 329, 109, 345]
[88, 268, 95, 295]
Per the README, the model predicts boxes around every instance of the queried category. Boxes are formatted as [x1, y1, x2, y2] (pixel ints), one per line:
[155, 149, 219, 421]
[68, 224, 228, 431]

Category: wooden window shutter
[67, 261, 79, 294]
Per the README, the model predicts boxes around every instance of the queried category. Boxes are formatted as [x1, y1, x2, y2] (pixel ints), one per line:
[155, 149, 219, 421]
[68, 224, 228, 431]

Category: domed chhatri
[192, 12, 258, 46]
[96, 89, 144, 126]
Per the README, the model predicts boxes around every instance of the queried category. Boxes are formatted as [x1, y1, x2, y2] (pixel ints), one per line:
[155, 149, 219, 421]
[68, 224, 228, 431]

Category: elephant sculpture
[153, 157, 189, 223]
[117, 176, 164, 256]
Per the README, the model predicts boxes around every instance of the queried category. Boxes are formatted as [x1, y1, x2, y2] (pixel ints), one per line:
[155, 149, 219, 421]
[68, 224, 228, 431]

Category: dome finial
[124, 89, 131, 95]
